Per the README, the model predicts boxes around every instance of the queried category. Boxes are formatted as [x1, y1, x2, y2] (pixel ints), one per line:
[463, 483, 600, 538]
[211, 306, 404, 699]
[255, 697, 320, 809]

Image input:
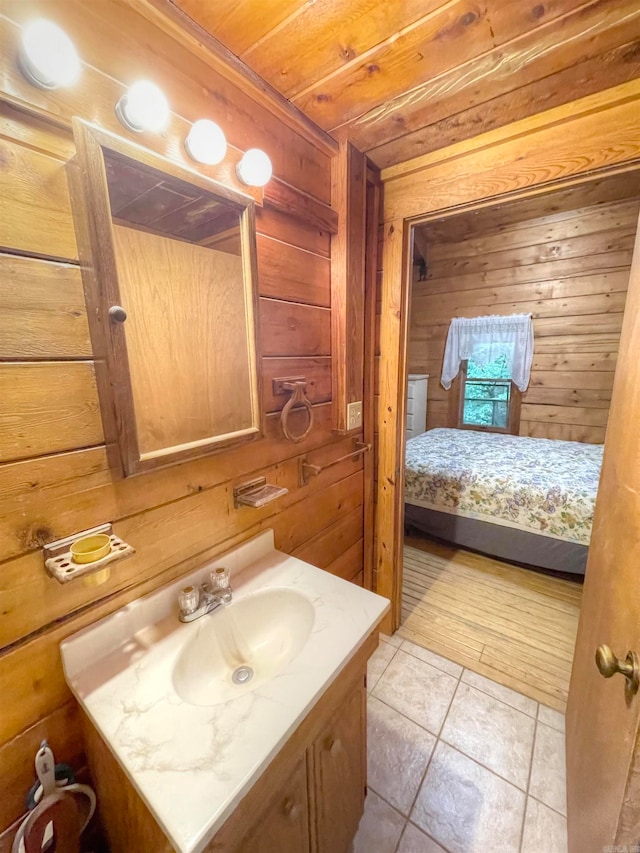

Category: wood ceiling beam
[171, 0, 307, 57]
[249, 0, 592, 104]
[381, 78, 640, 185]
[380, 79, 640, 224]
[124, 0, 339, 157]
[295, 0, 640, 137]
[293, 0, 494, 125]
[367, 38, 640, 168]
[243, 0, 453, 99]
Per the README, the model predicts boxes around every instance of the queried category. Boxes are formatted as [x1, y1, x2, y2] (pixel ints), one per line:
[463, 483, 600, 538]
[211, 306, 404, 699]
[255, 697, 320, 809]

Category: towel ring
[281, 381, 314, 443]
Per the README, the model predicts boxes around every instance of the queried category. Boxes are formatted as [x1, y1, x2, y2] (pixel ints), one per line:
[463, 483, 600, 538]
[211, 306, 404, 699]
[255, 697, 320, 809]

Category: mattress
[404, 428, 603, 546]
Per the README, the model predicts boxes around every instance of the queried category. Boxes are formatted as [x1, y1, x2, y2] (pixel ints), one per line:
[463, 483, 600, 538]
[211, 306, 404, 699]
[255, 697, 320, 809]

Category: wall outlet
[347, 401, 363, 430]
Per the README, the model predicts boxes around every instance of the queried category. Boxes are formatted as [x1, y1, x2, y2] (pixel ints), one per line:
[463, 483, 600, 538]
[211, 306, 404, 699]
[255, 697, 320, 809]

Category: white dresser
[406, 374, 429, 439]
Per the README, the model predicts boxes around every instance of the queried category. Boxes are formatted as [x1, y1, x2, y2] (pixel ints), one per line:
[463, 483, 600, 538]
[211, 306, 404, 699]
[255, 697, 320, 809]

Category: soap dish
[43, 523, 135, 584]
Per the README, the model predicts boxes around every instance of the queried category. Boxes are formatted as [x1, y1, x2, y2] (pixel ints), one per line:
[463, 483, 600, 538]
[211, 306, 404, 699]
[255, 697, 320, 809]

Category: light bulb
[236, 148, 272, 187]
[185, 119, 227, 165]
[116, 81, 170, 133]
[19, 20, 81, 89]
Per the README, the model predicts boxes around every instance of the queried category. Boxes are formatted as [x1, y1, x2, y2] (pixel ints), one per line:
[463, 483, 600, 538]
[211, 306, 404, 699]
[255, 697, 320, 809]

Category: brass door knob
[595, 645, 640, 694]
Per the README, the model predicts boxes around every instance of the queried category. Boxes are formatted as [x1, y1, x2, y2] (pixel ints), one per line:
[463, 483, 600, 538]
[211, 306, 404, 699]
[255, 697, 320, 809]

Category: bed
[404, 428, 604, 575]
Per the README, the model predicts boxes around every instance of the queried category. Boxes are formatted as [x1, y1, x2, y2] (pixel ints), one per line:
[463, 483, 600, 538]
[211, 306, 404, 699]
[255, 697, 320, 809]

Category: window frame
[449, 359, 522, 435]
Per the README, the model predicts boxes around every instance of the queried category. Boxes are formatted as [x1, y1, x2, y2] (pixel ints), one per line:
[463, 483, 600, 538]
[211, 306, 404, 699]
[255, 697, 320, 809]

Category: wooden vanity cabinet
[236, 757, 310, 853]
[313, 685, 366, 853]
[83, 629, 378, 853]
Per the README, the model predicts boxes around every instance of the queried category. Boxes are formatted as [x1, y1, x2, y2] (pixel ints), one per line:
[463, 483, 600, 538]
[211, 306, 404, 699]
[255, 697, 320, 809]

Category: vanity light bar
[185, 119, 227, 165]
[236, 148, 273, 187]
[17, 22, 272, 186]
[116, 80, 170, 133]
[19, 19, 81, 89]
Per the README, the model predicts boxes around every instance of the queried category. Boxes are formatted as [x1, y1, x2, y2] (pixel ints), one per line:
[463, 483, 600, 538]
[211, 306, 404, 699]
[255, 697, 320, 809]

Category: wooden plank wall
[0, 2, 366, 846]
[407, 197, 639, 444]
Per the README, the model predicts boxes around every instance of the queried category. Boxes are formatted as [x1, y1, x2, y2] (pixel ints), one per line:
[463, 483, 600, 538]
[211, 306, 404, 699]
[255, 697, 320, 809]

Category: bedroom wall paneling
[408, 195, 640, 444]
[375, 79, 640, 628]
[0, 2, 368, 845]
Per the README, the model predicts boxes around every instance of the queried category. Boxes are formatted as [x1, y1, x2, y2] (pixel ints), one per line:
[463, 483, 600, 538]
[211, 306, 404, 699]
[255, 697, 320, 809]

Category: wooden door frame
[373, 80, 640, 630]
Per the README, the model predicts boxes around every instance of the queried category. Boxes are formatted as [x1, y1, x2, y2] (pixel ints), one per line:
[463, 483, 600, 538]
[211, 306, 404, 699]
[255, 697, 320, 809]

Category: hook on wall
[278, 379, 314, 443]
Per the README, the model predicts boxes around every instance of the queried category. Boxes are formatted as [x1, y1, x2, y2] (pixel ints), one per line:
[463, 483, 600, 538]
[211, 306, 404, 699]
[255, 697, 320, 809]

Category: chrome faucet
[178, 568, 232, 623]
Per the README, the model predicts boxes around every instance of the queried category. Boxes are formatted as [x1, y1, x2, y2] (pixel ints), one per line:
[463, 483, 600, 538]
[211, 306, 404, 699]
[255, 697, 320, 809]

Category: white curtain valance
[441, 313, 534, 392]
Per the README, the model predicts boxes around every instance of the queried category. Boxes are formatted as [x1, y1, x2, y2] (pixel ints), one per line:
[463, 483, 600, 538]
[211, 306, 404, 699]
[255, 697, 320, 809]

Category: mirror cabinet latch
[109, 305, 127, 323]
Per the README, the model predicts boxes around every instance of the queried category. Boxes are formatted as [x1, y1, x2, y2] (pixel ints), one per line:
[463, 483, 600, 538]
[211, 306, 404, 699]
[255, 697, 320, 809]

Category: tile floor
[353, 634, 568, 853]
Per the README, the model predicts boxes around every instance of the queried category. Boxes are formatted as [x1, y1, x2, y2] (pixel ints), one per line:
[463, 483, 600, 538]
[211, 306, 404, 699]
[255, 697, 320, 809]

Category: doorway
[372, 97, 640, 848]
[393, 171, 640, 710]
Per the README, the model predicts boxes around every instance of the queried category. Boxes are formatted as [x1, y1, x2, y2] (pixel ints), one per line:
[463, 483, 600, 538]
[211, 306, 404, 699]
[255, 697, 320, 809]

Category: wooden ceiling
[169, 0, 640, 169]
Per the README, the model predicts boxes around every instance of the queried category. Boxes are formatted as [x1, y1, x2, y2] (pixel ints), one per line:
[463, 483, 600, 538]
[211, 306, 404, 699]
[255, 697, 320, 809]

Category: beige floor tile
[367, 695, 436, 816]
[352, 790, 405, 853]
[400, 639, 463, 678]
[461, 669, 538, 717]
[440, 682, 535, 789]
[368, 641, 398, 693]
[529, 723, 567, 816]
[372, 650, 458, 735]
[381, 632, 403, 648]
[397, 822, 447, 853]
[538, 704, 566, 733]
[521, 797, 568, 853]
[412, 741, 526, 853]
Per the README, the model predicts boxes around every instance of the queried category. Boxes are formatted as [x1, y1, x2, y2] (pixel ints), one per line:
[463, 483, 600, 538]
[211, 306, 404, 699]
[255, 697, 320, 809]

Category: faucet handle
[210, 566, 232, 605]
[210, 566, 231, 591]
[178, 585, 200, 615]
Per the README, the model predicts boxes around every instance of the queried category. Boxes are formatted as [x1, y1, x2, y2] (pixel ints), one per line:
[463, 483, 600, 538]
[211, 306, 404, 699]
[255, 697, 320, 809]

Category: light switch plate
[347, 401, 363, 430]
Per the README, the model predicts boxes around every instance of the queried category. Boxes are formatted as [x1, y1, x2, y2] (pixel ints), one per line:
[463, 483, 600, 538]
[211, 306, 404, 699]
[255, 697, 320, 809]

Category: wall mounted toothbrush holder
[276, 379, 314, 443]
[43, 523, 135, 584]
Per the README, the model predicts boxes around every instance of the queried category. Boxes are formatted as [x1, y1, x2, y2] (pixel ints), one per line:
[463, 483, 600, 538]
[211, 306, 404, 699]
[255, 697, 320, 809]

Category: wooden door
[566, 214, 640, 850]
[312, 678, 367, 853]
[237, 757, 310, 853]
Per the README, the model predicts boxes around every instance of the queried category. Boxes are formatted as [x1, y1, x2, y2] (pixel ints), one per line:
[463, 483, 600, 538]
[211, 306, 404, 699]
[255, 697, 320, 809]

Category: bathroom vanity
[61, 532, 389, 852]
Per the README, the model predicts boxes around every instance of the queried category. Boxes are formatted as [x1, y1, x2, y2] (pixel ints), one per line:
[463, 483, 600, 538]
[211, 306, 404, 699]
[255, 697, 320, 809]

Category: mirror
[70, 120, 261, 476]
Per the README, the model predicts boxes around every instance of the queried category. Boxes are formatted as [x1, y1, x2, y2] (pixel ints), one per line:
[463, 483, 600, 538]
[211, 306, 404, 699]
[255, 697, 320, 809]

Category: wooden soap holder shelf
[43, 524, 135, 584]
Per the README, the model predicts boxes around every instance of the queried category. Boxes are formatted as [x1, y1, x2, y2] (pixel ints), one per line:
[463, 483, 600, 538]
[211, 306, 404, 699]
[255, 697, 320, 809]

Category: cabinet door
[237, 757, 310, 853]
[313, 679, 366, 853]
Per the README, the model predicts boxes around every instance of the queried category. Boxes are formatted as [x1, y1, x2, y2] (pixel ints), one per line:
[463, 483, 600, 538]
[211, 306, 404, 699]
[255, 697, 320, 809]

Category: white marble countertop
[61, 530, 389, 853]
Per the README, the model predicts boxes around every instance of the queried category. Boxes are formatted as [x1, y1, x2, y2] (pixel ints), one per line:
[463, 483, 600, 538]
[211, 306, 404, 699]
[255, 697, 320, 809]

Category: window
[441, 314, 531, 435]
[461, 354, 512, 429]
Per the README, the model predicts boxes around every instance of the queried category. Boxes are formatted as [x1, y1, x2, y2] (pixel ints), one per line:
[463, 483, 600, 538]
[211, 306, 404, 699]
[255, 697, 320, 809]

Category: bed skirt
[404, 503, 588, 576]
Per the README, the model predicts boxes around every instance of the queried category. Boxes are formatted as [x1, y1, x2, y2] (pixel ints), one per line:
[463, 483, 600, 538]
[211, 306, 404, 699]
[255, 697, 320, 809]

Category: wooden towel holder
[300, 440, 371, 486]
[280, 380, 314, 443]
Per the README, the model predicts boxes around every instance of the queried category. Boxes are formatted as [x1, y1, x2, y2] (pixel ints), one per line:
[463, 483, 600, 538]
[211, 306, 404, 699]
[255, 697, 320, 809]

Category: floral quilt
[404, 428, 603, 545]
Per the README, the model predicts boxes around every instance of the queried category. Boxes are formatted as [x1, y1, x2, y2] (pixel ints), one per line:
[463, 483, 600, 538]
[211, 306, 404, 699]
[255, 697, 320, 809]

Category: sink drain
[232, 665, 254, 685]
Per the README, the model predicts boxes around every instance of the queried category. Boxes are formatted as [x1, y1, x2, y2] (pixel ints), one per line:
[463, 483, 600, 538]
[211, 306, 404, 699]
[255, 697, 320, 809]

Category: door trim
[374, 83, 640, 629]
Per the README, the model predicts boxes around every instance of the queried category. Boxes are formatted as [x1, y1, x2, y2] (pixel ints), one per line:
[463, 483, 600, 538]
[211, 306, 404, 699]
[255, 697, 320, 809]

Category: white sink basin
[173, 588, 314, 706]
[61, 530, 389, 853]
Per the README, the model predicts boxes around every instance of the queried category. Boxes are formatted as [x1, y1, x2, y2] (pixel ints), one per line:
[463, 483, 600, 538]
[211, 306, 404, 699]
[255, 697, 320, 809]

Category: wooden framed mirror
[69, 119, 262, 477]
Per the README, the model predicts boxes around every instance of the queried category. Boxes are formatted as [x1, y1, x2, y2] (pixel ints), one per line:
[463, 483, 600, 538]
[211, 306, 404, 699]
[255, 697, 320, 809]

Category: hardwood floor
[399, 535, 583, 712]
